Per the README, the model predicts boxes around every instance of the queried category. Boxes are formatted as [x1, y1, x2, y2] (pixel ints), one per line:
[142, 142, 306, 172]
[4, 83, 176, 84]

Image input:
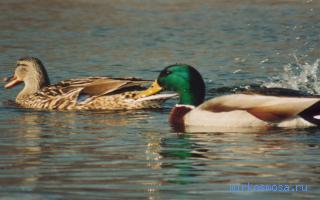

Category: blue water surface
[0, 0, 320, 199]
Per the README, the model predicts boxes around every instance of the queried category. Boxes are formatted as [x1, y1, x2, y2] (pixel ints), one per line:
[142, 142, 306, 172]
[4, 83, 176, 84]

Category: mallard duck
[137, 64, 320, 131]
[4, 57, 176, 110]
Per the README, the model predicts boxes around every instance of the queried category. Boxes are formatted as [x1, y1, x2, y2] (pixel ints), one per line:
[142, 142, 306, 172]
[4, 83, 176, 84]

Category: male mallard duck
[137, 64, 320, 130]
[4, 57, 176, 110]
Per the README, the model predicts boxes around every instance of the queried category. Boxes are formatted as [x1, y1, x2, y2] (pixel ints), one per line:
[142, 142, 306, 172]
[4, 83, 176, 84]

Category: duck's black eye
[165, 70, 171, 75]
[159, 69, 171, 78]
[17, 63, 28, 67]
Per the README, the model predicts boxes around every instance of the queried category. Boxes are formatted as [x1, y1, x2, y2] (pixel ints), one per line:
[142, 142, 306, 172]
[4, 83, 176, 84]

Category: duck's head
[4, 57, 50, 98]
[138, 64, 205, 106]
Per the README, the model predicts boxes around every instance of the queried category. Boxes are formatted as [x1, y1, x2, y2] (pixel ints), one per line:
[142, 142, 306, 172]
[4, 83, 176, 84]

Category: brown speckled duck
[4, 57, 176, 110]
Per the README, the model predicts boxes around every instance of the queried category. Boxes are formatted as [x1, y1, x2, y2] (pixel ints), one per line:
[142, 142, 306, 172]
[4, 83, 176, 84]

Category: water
[0, 0, 320, 199]
[263, 57, 320, 94]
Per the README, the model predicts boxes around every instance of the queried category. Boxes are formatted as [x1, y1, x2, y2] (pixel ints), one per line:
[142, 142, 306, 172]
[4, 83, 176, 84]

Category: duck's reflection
[142, 127, 320, 198]
[1, 109, 319, 199]
[0, 109, 155, 192]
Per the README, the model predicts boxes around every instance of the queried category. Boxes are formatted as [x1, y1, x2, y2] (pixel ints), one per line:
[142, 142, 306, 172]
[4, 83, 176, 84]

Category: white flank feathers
[135, 93, 178, 102]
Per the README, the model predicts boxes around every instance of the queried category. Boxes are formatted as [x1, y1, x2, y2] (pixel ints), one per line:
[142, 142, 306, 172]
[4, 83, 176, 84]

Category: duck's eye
[17, 66, 27, 73]
[165, 70, 172, 75]
[159, 69, 172, 78]
[17, 63, 28, 67]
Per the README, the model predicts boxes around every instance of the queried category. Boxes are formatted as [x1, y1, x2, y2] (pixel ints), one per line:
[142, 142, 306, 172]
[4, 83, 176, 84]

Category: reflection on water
[0, 107, 320, 199]
[0, 0, 320, 199]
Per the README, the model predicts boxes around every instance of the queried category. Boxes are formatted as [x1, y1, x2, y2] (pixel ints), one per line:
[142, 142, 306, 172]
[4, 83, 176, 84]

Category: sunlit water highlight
[263, 57, 320, 94]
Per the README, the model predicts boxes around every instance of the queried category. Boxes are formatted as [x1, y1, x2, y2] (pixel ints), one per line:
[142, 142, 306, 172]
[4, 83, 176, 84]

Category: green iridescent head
[138, 64, 205, 106]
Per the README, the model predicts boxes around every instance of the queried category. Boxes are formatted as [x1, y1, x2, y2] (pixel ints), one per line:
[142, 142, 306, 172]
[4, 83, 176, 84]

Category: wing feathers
[81, 79, 145, 96]
[199, 94, 320, 122]
[81, 80, 128, 96]
[40, 77, 148, 97]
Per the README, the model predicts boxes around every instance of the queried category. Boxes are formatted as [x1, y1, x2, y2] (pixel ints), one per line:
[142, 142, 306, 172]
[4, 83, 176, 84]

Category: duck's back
[17, 77, 174, 110]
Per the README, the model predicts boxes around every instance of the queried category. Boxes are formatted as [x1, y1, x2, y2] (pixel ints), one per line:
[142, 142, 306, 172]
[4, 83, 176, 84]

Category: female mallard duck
[137, 64, 320, 131]
[4, 57, 176, 110]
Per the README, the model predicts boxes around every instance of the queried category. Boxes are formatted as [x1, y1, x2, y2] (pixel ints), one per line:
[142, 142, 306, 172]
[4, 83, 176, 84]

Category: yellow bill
[136, 80, 163, 99]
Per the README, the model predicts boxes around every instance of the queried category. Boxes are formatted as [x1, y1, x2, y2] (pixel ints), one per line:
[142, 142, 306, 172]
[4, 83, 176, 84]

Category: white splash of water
[263, 57, 320, 94]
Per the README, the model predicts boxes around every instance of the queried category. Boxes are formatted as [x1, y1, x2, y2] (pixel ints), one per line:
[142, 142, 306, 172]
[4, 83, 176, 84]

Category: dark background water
[0, 0, 320, 199]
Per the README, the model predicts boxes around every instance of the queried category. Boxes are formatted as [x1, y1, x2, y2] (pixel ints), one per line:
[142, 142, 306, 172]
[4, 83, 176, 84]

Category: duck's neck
[169, 89, 204, 130]
[17, 76, 50, 101]
[169, 104, 195, 131]
[179, 91, 197, 106]
[178, 87, 204, 106]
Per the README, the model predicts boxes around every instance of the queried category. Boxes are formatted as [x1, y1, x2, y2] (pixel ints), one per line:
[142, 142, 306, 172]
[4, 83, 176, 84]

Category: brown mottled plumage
[4, 57, 174, 110]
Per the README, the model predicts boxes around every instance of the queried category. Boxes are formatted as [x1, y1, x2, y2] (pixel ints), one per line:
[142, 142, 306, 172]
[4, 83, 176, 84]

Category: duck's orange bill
[4, 75, 22, 89]
[136, 80, 163, 99]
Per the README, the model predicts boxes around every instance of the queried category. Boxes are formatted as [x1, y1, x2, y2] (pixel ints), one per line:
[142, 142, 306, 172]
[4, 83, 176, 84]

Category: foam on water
[263, 56, 320, 94]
